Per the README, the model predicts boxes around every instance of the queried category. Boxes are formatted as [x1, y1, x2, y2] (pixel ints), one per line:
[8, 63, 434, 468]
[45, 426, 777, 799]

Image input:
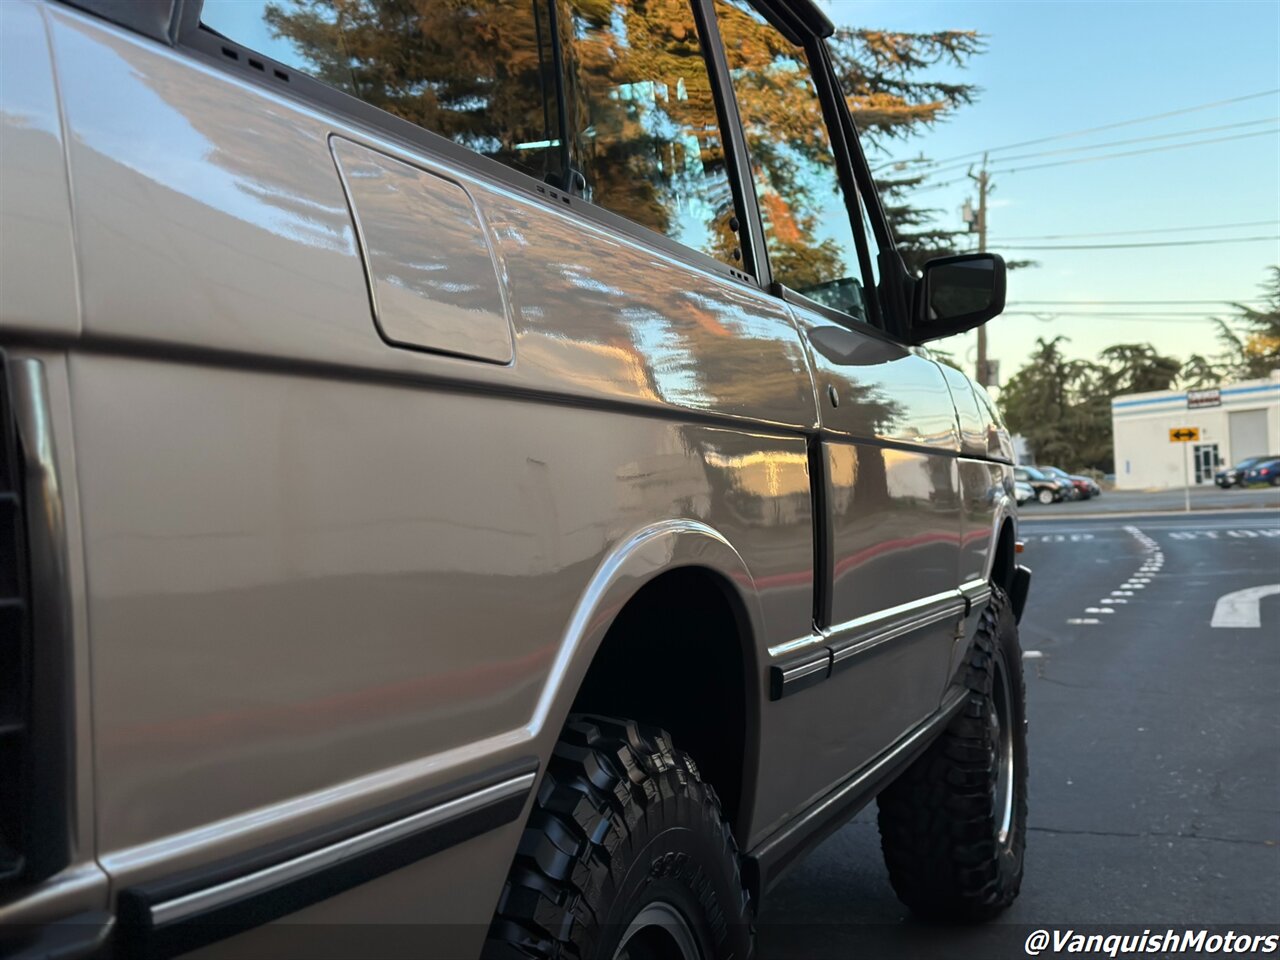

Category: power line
[993, 220, 1280, 242]
[1001, 312, 1221, 324]
[1008, 299, 1268, 305]
[922, 128, 1279, 188]
[998, 234, 1278, 251]
[1006, 309, 1233, 316]
[888, 88, 1280, 168]
[920, 116, 1279, 177]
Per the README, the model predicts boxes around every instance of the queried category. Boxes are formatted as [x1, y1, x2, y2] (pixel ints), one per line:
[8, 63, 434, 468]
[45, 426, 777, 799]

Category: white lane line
[1112, 590, 1134, 596]
[1023, 650, 1044, 659]
[1068, 618, 1101, 625]
[1210, 584, 1280, 628]
[1107, 598, 1128, 604]
[1084, 607, 1115, 614]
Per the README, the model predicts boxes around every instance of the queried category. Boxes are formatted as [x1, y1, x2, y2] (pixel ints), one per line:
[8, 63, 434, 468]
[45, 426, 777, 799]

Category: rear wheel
[1036, 489, 1054, 505]
[875, 585, 1028, 921]
[484, 716, 752, 960]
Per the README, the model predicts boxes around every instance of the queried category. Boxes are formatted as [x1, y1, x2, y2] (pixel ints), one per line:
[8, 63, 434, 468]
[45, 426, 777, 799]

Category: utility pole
[968, 153, 991, 386]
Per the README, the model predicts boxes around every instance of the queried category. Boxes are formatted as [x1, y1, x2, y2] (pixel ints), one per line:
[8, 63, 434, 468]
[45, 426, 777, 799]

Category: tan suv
[0, 0, 1032, 956]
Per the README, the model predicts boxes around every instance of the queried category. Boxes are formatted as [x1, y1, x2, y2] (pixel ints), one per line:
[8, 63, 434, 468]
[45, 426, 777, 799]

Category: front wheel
[484, 716, 753, 960]
[876, 585, 1029, 921]
[1037, 489, 1054, 505]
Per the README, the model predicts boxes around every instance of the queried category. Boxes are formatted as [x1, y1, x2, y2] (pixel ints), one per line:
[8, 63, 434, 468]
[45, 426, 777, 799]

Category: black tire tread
[484, 715, 751, 959]
[876, 585, 1028, 921]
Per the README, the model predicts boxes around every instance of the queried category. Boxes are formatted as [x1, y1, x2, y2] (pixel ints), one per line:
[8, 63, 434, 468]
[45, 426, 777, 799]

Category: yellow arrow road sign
[1169, 427, 1200, 442]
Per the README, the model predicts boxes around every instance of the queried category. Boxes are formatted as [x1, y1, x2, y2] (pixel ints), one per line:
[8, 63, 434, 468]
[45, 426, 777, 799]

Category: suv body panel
[0, 0, 1020, 951]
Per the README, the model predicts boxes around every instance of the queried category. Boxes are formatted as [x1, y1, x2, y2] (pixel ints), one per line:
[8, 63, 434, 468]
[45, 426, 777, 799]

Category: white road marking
[1210, 584, 1280, 628]
[1085, 607, 1115, 614]
[1023, 650, 1044, 659]
[1168, 529, 1280, 540]
[1068, 618, 1101, 625]
[1112, 590, 1134, 596]
[1107, 598, 1128, 604]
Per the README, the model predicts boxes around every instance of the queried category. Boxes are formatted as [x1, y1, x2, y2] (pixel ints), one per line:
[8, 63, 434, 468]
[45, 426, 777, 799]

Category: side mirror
[909, 253, 1006, 344]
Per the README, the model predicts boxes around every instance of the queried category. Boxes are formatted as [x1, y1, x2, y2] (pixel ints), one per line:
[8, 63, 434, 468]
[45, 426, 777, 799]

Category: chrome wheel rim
[992, 652, 1016, 846]
[613, 901, 702, 960]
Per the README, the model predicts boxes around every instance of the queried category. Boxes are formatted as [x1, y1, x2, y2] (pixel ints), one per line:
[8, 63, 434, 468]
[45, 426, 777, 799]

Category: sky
[822, 0, 1280, 386]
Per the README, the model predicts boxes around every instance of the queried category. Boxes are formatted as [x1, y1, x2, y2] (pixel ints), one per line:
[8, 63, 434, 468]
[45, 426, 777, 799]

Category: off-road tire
[875, 585, 1028, 921]
[484, 715, 753, 960]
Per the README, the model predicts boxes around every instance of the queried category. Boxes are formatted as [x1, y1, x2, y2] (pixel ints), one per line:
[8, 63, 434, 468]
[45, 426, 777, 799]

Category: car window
[199, 0, 566, 185]
[714, 0, 870, 321]
[556, 0, 745, 267]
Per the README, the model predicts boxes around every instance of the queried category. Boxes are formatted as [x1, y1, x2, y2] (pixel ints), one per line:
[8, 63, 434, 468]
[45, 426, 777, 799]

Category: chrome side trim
[148, 771, 534, 927]
[767, 632, 825, 658]
[823, 589, 963, 642]
[828, 596, 966, 671]
[768, 590, 974, 698]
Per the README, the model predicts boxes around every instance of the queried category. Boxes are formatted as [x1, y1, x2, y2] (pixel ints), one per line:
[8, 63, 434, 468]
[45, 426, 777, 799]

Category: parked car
[1217, 455, 1273, 488]
[1015, 466, 1070, 504]
[0, 0, 1032, 955]
[1015, 480, 1036, 504]
[1037, 466, 1089, 500]
[1243, 456, 1280, 486]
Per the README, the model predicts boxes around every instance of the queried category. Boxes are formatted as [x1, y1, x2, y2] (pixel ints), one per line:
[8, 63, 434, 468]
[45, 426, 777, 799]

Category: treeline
[996, 268, 1280, 472]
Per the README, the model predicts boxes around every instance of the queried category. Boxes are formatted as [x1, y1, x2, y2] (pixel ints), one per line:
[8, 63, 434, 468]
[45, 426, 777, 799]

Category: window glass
[715, 0, 870, 320]
[558, 0, 742, 266]
[200, 0, 565, 184]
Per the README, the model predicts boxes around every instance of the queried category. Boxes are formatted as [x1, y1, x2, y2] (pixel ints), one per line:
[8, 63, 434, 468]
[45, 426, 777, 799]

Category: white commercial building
[1111, 372, 1280, 490]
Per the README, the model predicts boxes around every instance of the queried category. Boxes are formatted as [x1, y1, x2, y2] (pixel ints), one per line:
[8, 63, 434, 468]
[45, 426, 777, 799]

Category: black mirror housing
[908, 253, 1006, 345]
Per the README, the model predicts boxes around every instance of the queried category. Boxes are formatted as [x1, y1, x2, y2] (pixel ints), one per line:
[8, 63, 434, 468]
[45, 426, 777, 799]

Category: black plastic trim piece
[115, 757, 538, 959]
[0, 356, 75, 892]
[959, 580, 993, 616]
[806, 437, 833, 629]
[743, 685, 969, 898]
[768, 649, 831, 701]
[1011, 564, 1032, 624]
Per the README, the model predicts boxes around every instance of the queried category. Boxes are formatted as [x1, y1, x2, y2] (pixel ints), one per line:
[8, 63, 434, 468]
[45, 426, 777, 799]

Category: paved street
[758, 510, 1280, 957]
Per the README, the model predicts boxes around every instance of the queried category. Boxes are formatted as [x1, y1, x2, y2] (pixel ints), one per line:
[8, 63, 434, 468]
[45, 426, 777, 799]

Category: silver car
[0, 0, 1031, 956]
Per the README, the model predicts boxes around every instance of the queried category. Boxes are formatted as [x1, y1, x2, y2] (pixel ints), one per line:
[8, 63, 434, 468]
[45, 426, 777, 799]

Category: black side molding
[115, 757, 538, 959]
[1011, 564, 1032, 624]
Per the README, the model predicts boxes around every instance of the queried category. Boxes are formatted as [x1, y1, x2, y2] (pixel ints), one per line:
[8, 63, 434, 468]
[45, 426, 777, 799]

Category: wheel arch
[528, 520, 766, 841]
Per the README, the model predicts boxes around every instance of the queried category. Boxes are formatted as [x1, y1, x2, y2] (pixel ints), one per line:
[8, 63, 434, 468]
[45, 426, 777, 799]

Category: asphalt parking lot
[1023, 484, 1280, 516]
[758, 508, 1280, 958]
